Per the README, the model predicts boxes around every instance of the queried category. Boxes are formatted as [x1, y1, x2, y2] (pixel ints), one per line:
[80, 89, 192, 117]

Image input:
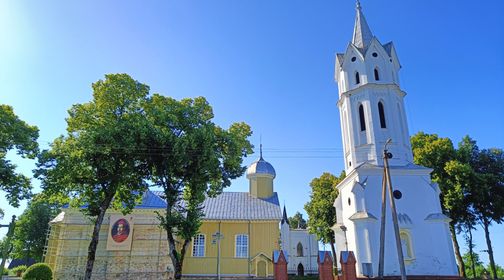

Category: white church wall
[286, 230, 319, 275]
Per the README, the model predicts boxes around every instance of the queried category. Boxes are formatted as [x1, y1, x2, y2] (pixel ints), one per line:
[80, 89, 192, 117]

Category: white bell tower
[331, 1, 458, 277]
[335, 0, 413, 173]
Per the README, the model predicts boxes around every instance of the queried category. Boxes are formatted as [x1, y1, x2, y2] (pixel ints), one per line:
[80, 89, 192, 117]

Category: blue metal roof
[136, 190, 167, 208]
[319, 251, 332, 263]
[273, 250, 289, 264]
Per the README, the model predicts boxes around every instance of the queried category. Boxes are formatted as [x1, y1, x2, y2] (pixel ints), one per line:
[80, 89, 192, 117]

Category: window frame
[192, 234, 206, 257]
[399, 230, 415, 262]
[235, 234, 249, 258]
[296, 242, 304, 257]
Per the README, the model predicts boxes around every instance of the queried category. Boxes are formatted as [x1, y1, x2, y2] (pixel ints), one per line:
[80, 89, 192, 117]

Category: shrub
[22, 263, 52, 280]
[12, 265, 28, 276]
[2, 268, 9, 275]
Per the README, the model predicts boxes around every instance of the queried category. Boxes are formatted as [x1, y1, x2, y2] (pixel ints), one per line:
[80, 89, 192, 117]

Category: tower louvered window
[378, 102, 386, 128]
[359, 104, 366, 131]
[374, 68, 380, 81]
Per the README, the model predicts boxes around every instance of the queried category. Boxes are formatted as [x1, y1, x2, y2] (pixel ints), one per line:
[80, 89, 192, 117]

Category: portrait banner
[107, 215, 134, 251]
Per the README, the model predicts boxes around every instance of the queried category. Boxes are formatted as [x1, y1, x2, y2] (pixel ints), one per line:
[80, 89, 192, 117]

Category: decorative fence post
[273, 250, 288, 280]
[318, 251, 334, 280]
[340, 251, 357, 280]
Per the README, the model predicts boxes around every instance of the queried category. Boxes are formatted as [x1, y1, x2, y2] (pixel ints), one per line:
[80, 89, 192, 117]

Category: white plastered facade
[332, 3, 458, 277]
[280, 209, 319, 275]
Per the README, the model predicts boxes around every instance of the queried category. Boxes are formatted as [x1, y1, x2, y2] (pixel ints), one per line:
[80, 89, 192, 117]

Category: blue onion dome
[246, 145, 276, 179]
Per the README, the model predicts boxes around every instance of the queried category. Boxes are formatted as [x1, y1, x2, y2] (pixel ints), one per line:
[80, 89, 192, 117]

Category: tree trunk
[449, 222, 466, 277]
[467, 228, 476, 278]
[482, 220, 497, 280]
[0, 215, 16, 277]
[330, 240, 339, 279]
[166, 227, 190, 280]
[83, 193, 114, 280]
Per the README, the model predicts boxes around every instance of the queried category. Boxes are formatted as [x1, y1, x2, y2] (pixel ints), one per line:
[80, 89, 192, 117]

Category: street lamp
[340, 225, 348, 251]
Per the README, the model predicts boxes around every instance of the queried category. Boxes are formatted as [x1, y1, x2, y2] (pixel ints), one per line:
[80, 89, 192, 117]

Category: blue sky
[1, 0, 503, 267]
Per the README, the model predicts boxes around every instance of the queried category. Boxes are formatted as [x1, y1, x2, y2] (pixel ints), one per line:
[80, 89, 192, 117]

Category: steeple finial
[352, 0, 373, 49]
[281, 205, 289, 225]
[259, 136, 264, 160]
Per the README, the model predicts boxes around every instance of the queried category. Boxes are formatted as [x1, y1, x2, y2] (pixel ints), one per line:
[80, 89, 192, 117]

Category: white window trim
[399, 229, 415, 263]
[192, 234, 206, 257]
[235, 234, 249, 258]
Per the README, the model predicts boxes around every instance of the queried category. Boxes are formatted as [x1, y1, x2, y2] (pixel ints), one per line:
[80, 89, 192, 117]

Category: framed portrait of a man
[107, 215, 134, 251]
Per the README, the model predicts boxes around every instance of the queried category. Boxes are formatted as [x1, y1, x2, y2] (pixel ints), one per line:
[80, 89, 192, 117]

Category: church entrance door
[297, 263, 304, 276]
[257, 261, 267, 277]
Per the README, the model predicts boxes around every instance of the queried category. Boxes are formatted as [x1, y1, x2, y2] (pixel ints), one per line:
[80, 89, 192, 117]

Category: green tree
[0, 104, 39, 207]
[470, 146, 504, 279]
[143, 95, 252, 279]
[11, 194, 62, 262]
[36, 74, 151, 280]
[462, 250, 485, 278]
[288, 212, 307, 229]
[410, 132, 467, 277]
[304, 171, 345, 275]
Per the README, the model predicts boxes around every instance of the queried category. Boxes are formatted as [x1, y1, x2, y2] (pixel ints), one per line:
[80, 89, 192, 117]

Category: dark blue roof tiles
[136, 190, 167, 208]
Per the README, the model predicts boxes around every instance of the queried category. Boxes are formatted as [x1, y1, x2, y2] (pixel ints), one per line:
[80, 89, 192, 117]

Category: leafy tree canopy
[463, 251, 504, 278]
[11, 194, 62, 262]
[143, 94, 253, 279]
[288, 212, 307, 229]
[36, 73, 152, 280]
[304, 171, 345, 244]
[0, 105, 39, 207]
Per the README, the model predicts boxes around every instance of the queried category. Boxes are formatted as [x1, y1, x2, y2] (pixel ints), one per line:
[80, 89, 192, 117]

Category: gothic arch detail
[400, 230, 415, 261]
[358, 104, 366, 131]
[378, 101, 386, 128]
[374, 67, 380, 81]
[296, 242, 303, 257]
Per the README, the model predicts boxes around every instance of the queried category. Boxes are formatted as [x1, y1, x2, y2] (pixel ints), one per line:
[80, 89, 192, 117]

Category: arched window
[378, 102, 386, 128]
[359, 104, 366, 131]
[374, 68, 380, 81]
[355, 72, 360, 84]
[400, 230, 414, 260]
[297, 242, 304, 257]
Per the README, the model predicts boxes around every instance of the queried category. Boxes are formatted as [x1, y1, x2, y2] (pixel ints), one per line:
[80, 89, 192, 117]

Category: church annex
[44, 150, 282, 279]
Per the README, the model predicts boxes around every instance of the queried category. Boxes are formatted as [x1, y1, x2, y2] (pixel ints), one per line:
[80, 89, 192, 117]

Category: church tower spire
[335, 1, 412, 171]
[281, 205, 289, 225]
[352, 0, 373, 50]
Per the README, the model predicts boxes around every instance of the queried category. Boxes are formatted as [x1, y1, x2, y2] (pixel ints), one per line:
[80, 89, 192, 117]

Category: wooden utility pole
[382, 140, 407, 280]
[378, 168, 387, 279]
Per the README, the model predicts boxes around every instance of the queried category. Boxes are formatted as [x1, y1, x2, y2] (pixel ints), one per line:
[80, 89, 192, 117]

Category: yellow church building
[44, 151, 282, 279]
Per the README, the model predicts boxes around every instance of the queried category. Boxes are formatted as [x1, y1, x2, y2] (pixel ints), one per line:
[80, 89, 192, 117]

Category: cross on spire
[259, 135, 264, 160]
